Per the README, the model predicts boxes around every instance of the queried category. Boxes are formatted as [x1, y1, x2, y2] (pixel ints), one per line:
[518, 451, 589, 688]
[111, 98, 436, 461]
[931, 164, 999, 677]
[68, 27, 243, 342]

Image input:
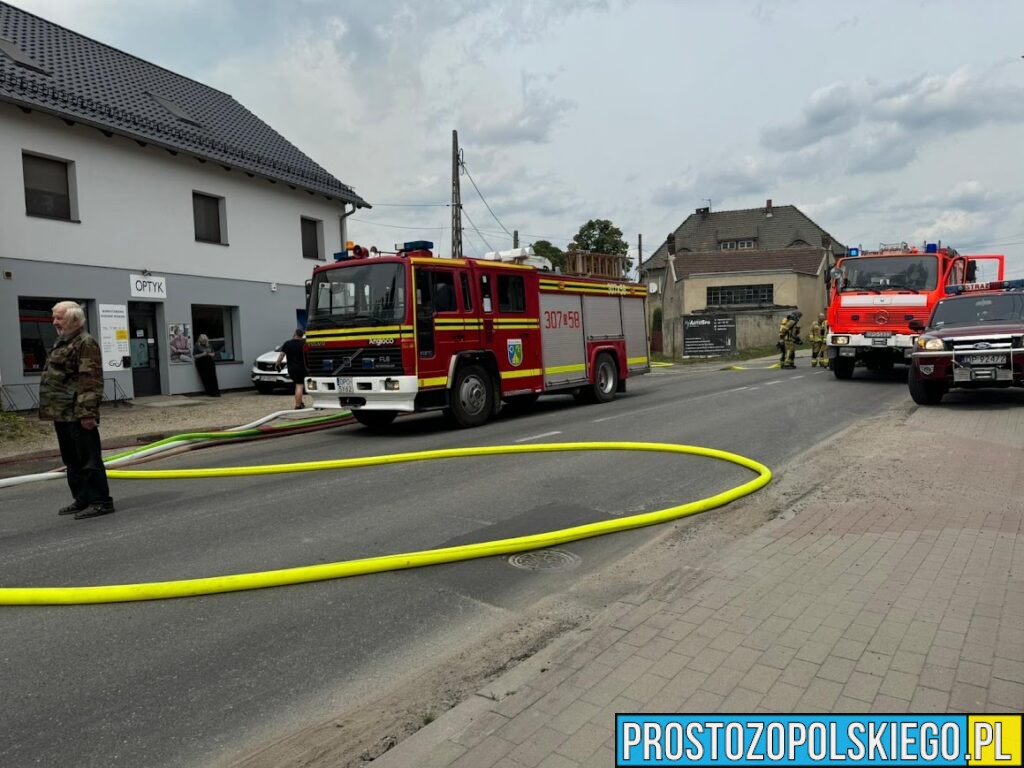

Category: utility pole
[637, 233, 643, 279]
[513, 230, 519, 249]
[451, 130, 463, 259]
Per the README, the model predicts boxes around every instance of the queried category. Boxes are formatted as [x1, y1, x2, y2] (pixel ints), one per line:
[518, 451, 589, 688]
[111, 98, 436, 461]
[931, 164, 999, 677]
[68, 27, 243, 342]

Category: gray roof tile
[673, 247, 828, 280]
[0, 2, 368, 207]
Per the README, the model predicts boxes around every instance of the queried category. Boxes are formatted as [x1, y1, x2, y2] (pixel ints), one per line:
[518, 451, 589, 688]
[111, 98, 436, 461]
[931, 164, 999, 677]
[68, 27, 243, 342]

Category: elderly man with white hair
[39, 301, 115, 519]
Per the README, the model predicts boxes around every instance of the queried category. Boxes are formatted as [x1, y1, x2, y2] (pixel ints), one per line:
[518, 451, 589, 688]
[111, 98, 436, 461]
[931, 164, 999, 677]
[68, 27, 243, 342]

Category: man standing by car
[39, 301, 115, 519]
[276, 328, 307, 409]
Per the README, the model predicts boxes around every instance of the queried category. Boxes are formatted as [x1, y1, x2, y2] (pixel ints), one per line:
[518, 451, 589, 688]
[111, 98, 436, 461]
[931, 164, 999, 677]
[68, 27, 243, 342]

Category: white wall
[0, 104, 348, 286]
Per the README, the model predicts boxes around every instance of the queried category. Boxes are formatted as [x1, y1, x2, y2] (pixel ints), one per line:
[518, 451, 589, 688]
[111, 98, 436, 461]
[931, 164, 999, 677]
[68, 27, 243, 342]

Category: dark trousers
[54, 421, 112, 505]
[195, 356, 220, 396]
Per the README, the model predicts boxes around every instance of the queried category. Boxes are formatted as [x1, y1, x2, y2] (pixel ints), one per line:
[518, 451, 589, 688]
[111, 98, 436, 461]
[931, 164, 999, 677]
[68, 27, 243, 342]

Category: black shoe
[58, 501, 88, 516]
[74, 502, 116, 520]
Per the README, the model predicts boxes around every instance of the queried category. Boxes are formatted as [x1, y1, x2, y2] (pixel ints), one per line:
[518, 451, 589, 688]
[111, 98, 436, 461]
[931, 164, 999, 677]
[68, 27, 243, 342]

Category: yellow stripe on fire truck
[627, 356, 649, 365]
[500, 368, 542, 380]
[544, 363, 586, 375]
[305, 326, 413, 342]
[539, 279, 646, 297]
[417, 376, 449, 388]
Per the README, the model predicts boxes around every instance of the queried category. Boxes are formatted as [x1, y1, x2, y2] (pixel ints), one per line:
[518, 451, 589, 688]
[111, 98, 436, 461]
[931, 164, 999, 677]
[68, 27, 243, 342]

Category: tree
[530, 240, 566, 272]
[568, 219, 631, 273]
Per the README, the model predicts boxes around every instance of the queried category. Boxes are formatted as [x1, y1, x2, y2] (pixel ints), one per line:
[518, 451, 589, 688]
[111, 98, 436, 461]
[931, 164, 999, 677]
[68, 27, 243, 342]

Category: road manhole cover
[507, 549, 581, 572]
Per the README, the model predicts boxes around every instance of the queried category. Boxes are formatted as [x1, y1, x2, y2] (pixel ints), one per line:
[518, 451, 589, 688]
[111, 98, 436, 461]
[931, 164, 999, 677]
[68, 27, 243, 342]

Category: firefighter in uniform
[809, 312, 828, 367]
[778, 311, 802, 369]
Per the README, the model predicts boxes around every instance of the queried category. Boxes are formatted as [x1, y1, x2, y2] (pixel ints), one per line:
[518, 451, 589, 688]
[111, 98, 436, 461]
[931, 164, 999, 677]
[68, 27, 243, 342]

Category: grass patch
[0, 410, 45, 441]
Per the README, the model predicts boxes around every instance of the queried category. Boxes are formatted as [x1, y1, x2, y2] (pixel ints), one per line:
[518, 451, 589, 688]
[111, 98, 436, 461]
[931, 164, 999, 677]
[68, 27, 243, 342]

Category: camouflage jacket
[38, 329, 104, 422]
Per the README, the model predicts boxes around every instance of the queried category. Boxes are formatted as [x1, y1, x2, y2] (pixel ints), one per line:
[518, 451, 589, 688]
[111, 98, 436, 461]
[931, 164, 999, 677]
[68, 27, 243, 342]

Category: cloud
[761, 82, 862, 151]
[650, 155, 772, 209]
[760, 68, 1024, 168]
[470, 73, 576, 146]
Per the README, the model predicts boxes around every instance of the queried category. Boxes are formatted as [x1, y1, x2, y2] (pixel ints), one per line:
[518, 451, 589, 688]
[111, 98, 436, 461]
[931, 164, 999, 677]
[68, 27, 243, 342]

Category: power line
[461, 207, 496, 252]
[369, 202, 450, 208]
[460, 161, 513, 238]
[350, 217, 447, 231]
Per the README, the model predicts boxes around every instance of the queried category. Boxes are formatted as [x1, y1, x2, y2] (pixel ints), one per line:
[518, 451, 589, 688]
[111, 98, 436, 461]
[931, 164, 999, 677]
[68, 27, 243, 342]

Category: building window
[19, 297, 88, 374]
[193, 192, 226, 244]
[720, 239, 756, 251]
[497, 274, 526, 312]
[706, 284, 774, 307]
[23, 153, 74, 220]
[301, 217, 324, 260]
[190, 304, 237, 361]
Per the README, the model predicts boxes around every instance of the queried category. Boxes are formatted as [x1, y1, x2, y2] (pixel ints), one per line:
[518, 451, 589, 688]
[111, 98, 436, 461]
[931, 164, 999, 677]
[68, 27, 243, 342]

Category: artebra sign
[130, 274, 167, 299]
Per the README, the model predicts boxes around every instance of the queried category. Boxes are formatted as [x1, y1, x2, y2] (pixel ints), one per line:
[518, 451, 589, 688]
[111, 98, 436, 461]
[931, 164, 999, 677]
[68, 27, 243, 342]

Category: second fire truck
[303, 241, 650, 428]
[826, 242, 1005, 379]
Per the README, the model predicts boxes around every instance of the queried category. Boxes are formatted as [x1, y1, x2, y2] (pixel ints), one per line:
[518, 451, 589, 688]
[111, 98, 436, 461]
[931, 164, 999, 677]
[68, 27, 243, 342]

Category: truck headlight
[306, 379, 318, 391]
[917, 338, 944, 351]
[832, 335, 849, 345]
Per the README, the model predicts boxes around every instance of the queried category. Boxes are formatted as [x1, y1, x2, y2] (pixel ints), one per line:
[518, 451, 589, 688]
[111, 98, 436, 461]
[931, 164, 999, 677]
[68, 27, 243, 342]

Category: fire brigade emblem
[507, 338, 523, 367]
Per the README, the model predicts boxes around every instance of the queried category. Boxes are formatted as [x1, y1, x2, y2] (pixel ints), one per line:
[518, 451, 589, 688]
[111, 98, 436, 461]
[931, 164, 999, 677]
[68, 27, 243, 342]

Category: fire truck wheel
[447, 364, 494, 428]
[578, 353, 617, 404]
[352, 410, 398, 429]
[832, 357, 855, 380]
[908, 370, 946, 405]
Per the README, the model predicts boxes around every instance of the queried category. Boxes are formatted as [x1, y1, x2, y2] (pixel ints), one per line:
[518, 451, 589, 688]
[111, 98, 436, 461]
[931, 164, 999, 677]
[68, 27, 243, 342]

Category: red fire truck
[826, 242, 1005, 379]
[303, 241, 650, 428]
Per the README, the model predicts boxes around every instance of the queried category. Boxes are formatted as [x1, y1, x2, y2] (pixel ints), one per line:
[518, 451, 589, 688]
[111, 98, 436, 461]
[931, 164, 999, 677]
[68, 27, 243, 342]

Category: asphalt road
[0, 362, 909, 767]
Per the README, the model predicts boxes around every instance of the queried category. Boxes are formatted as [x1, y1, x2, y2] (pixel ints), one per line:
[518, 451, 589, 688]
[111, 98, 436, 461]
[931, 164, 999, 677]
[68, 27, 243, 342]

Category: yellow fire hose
[0, 442, 770, 605]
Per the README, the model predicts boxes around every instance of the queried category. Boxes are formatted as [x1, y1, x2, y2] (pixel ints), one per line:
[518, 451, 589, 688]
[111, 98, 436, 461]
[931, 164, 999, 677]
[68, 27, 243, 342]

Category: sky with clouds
[15, 0, 1024, 277]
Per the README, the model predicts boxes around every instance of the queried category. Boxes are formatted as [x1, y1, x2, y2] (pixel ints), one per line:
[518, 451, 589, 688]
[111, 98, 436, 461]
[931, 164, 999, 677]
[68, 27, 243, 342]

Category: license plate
[864, 331, 892, 338]
[962, 354, 1006, 365]
[336, 377, 354, 393]
[258, 376, 278, 382]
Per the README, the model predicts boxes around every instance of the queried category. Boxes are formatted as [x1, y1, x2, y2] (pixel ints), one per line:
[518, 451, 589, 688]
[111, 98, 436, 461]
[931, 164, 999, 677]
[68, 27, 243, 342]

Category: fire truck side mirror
[908, 319, 925, 333]
[305, 280, 312, 301]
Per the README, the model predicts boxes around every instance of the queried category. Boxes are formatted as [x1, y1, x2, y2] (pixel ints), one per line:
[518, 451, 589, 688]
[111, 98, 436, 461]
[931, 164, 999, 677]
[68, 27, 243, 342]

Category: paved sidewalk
[373, 402, 1024, 768]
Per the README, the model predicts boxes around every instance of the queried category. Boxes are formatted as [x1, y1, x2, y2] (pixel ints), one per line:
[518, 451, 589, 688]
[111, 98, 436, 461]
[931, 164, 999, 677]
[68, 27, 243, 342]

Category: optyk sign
[130, 274, 167, 299]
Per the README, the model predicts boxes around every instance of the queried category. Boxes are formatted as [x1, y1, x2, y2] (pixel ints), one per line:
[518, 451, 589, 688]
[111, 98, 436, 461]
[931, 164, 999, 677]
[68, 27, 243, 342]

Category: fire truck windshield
[841, 255, 938, 292]
[307, 262, 405, 329]
[931, 293, 1024, 327]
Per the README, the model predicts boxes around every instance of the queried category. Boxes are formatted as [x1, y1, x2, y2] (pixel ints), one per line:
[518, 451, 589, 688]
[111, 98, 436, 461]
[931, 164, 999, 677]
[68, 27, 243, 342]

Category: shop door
[128, 302, 161, 397]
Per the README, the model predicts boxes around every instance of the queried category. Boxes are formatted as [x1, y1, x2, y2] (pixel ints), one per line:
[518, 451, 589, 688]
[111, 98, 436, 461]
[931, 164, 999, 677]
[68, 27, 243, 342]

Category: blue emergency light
[925, 243, 938, 253]
[401, 240, 434, 252]
[848, 247, 860, 257]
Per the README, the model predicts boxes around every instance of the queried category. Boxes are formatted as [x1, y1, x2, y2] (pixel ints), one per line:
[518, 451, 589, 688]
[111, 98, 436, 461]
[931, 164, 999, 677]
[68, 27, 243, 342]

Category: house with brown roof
[641, 201, 845, 356]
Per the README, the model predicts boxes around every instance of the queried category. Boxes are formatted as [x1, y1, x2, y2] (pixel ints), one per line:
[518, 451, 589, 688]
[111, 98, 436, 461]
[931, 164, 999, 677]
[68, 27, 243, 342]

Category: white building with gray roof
[0, 2, 369, 408]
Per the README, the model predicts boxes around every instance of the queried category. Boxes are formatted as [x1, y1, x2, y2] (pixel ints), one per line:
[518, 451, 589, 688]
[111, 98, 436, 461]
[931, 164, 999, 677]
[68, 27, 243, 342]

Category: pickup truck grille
[306, 346, 404, 376]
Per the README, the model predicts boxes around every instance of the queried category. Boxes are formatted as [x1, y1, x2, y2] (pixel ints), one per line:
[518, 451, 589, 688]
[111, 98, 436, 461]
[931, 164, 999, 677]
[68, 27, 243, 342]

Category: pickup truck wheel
[908, 370, 946, 405]
[447, 364, 493, 428]
[352, 410, 398, 429]
[832, 357, 855, 380]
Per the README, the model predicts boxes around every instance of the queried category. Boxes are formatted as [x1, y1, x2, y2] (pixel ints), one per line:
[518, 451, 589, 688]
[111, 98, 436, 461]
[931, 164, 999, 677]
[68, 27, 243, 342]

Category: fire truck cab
[826, 242, 1005, 379]
[303, 241, 649, 428]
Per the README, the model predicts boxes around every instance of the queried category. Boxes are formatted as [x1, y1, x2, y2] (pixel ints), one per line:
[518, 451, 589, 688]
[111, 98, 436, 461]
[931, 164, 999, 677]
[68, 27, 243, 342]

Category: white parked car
[251, 346, 290, 393]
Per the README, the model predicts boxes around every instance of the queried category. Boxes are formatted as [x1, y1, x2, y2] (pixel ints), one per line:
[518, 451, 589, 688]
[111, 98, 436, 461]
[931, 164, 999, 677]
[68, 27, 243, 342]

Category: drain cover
[508, 549, 581, 572]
